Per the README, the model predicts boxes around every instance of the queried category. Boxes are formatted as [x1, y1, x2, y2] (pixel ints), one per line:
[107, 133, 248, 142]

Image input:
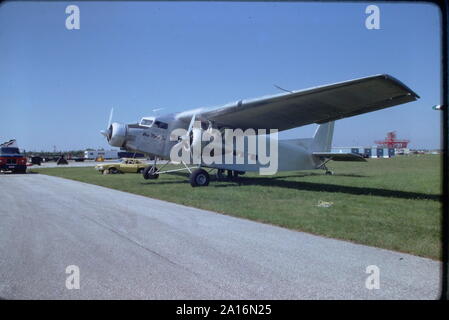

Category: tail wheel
[143, 165, 159, 180]
[190, 169, 210, 187]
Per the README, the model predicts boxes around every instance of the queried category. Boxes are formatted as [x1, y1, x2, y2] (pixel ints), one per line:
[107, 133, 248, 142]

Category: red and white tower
[375, 131, 410, 149]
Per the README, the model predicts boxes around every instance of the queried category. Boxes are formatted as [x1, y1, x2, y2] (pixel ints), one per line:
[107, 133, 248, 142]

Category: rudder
[311, 121, 334, 152]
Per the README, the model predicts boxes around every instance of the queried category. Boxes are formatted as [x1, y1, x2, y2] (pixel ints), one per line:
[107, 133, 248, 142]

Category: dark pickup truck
[0, 147, 27, 173]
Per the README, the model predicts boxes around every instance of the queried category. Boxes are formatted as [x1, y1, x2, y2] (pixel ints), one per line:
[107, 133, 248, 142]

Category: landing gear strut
[142, 165, 159, 179]
[141, 158, 246, 187]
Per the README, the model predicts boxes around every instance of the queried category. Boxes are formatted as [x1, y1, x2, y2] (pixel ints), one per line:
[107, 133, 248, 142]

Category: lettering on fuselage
[142, 131, 165, 141]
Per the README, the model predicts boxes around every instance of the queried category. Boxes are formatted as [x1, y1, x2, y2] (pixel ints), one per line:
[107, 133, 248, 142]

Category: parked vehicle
[95, 158, 148, 174]
[0, 147, 27, 173]
[30, 156, 43, 165]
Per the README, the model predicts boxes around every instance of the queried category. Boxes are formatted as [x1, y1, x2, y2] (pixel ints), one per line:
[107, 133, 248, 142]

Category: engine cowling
[107, 122, 127, 147]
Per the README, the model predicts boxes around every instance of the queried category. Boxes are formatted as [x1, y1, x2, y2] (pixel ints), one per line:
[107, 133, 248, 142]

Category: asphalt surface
[28, 159, 147, 168]
[0, 173, 441, 299]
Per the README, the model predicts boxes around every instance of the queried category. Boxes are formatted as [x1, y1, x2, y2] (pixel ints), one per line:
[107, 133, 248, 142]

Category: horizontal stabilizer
[313, 152, 366, 162]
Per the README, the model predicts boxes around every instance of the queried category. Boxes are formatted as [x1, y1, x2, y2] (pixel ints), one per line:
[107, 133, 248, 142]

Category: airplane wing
[312, 152, 366, 162]
[182, 74, 419, 131]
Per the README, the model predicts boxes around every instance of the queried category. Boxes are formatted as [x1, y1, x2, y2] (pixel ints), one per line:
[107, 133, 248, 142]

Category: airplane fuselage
[107, 113, 323, 173]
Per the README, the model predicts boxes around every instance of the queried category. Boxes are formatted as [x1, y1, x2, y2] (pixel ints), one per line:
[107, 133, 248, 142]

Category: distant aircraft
[101, 74, 419, 186]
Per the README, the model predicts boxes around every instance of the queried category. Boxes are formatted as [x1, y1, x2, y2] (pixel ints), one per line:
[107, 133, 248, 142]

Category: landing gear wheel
[143, 165, 159, 180]
[325, 170, 333, 175]
[190, 169, 210, 187]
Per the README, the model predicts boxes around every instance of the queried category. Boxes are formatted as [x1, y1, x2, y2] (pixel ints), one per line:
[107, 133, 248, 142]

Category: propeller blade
[187, 113, 196, 135]
[107, 107, 114, 128]
[181, 113, 197, 153]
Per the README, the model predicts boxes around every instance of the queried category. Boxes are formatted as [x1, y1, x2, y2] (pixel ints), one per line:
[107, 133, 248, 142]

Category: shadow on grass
[221, 177, 440, 201]
[267, 172, 369, 179]
[138, 170, 438, 201]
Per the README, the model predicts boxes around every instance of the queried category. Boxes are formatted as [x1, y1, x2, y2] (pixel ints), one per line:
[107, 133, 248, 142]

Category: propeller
[180, 114, 196, 152]
[100, 108, 114, 139]
[108, 107, 114, 128]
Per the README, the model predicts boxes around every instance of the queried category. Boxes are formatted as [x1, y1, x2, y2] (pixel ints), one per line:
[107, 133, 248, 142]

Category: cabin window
[154, 121, 168, 129]
[141, 119, 153, 126]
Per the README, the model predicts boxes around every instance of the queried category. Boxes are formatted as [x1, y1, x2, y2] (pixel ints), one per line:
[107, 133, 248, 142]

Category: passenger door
[120, 160, 135, 173]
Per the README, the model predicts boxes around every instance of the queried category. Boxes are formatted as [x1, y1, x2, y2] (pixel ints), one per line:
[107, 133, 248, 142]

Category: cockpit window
[154, 121, 168, 129]
[140, 119, 153, 126]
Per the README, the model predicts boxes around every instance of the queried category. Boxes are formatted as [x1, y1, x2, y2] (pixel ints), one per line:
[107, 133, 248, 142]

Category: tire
[109, 167, 119, 174]
[189, 169, 210, 187]
[143, 165, 159, 180]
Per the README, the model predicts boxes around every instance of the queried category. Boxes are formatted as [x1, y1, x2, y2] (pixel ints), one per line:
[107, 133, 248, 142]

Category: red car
[0, 147, 27, 173]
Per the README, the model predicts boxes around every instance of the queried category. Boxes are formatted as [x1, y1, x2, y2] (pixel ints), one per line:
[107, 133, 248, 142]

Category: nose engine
[107, 122, 127, 147]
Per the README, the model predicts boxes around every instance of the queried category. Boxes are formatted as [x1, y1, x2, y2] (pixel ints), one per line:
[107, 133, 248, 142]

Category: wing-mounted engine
[179, 115, 237, 159]
[185, 121, 204, 153]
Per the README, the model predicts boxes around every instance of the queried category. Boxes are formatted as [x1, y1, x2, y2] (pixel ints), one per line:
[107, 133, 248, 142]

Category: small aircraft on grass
[101, 74, 419, 187]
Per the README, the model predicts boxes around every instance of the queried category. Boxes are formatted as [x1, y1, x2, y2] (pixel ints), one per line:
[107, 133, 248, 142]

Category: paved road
[0, 174, 441, 299]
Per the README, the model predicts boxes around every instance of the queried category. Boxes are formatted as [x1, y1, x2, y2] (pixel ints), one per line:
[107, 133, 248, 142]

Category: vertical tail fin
[311, 121, 334, 152]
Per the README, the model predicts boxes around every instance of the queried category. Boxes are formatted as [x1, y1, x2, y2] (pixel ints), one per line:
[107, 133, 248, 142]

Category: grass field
[31, 155, 442, 260]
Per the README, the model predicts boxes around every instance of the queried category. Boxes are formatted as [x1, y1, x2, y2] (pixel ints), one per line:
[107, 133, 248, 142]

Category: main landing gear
[142, 159, 245, 187]
[189, 169, 210, 187]
[142, 165, 159, 180]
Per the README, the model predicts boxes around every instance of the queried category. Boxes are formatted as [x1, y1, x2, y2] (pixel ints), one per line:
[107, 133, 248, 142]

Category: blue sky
[0, 1, 441, 151]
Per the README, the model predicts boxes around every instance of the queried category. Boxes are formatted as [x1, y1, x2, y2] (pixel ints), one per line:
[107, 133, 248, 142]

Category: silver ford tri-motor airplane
[101, 74, 419, 187]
